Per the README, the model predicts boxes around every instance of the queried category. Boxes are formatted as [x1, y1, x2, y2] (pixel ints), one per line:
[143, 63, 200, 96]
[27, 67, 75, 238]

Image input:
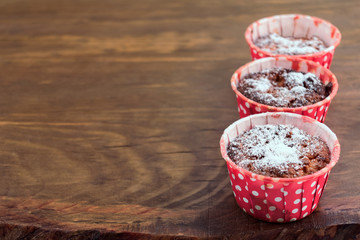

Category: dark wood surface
[0, 0, 359, 239]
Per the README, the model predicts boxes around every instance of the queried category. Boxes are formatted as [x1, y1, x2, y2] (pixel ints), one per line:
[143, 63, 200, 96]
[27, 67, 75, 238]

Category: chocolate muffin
[254, 33, 327, 55]
[227, 124, 330, 178]
[237, 67, 332, 108]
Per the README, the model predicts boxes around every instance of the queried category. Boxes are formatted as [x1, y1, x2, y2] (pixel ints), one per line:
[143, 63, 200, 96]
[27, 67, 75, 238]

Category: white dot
[297, 181, 303, 184]
[295, 189, 302, 194]
[255, 106, 261, 112]
[232, 174, 235, 179]
[260, 185, 265, 190]
[235, 185, 241, 191]
[302, 198, 306, 203]
[316, 116, 319, 121]
[275, 197, 282, 202]
[265, 193, 268, 197]
[243, 197, 249, 203]
[325, 106, 328, 112]
[259, 52, 263, 57]
[311, 181, 316, 187]
[243, 208, 246, 212]
[303, 212, 308, 217]
[250, 208, 254, 214]
[284, 202, 287, 205]
[282, 210, 285, 213]
[277, 218, 284, 222]
[230, 180, 233, 186]
[267, 184, 274, 189]
[312, 204, 317, 209]
[253, 49, 257, 54]
[324, 55, 328, 61]
[318, 189, 322, 195]
[320, 106, 324, 111]
[243, 108, 247, 114]
[238, 173, 244, 180]
[290, 218, 297, 222]
[292, 208, 298, 213]
[233, 192, 236, 197]
[263, 199, 267, 204]
[302, 206, 308, 211]
[324, 63, 328, 68]
[308, 109, 313, 113]
[284, 191, 288, 196]
[245, 186, 248, 191]
[245, 102, 250, 108]
[324, 173, 328, 179]
[317, 184, 320, 189]
[280, 188, 284, 192]
[237, 107, 240, 112]
[269, 206, 276, 211]
[312, 189, 316, 195]
[255, 205, 261, 210]
[294, 199, 300, 204]
[266, 213, 270, 219]
[252, 190, 259, 196]
[250, 178, 256, 182]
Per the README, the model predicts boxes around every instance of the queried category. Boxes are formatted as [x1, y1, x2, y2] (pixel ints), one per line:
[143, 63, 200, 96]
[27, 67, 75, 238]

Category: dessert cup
[220, 112, 340, 223]
[245, 14, 341, 69]
[230, 57, 338, 122]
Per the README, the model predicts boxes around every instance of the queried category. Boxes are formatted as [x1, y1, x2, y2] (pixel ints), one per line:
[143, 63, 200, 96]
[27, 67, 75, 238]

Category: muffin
[237, 67, 332, 108]
[254, 33, 327, 56]
[230, 57, 338, 122]
[245, 14, 341, 69]
[219, 112, 340, 223]
[227, 124, 330, 178]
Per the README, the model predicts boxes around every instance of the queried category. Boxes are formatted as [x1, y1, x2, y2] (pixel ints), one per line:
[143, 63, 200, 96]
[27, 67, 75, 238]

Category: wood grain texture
[0, 0, 359, 239]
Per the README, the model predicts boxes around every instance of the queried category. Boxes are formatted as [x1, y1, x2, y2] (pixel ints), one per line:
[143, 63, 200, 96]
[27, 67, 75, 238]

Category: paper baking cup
[245, 14, 341, 69]
[220, 112, 340, 223]
[231, 57, 338, 123]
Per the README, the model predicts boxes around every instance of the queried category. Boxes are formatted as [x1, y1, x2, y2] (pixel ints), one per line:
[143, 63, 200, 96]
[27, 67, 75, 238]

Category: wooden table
[0, 0, 359, 239]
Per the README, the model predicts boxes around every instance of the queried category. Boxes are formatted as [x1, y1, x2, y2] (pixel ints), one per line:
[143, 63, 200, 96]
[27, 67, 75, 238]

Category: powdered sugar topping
[238, 67, 328, 107]
[227, 124, 330, 178]
[255, 33, 327, 55]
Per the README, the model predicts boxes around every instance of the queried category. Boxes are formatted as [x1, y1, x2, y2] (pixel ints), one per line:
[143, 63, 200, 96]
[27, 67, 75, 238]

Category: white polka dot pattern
[227, 148, 331, 222]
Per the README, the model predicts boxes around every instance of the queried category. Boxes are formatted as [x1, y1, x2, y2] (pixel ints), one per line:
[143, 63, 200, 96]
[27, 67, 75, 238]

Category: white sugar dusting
[239, 67, 325, 107]
[228, 124, 321, 175]
[255, 33, 327, 55]
[243, 77, 272, 92]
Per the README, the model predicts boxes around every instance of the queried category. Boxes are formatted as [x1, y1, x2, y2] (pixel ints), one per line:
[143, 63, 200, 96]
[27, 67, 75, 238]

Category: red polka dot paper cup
[219, 112, 340, 223]
[231, 57, 338, 122]
[245, 14, 341, 69]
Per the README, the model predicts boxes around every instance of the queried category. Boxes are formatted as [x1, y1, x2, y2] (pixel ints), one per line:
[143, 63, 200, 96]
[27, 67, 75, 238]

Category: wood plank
[0, 0, 359, 239]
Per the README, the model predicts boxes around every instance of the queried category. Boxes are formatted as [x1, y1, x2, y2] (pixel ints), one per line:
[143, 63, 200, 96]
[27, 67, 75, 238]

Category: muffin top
[254, 33, 327, 55]
[227, 124, 330, 178]
[237, 67, 332, 108]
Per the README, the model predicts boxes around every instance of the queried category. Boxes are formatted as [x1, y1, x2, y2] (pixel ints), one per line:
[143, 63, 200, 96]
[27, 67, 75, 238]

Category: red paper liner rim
[244, 14, 342, 59]
[219, 112, 341, 183]
[230, 57, 339, 113]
